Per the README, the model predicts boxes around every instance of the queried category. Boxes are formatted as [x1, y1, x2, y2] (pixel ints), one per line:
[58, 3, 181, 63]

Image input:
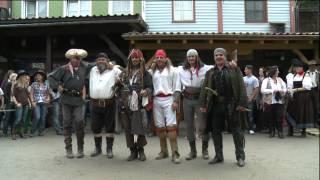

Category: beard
[97, 63, 107, 73]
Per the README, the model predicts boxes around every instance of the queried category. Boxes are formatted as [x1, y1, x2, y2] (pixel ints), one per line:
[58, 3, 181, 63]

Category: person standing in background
[243, 65, 259, 135]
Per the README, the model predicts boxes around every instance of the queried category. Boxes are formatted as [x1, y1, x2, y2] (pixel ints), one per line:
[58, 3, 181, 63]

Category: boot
[278, 130, 284, 139]
[287, 126, 294, 136]
[64, 129, 74, 159]
[185, 141, 197, 160]
[76, 148, 84, 158]
[106, 137, 114, 159]
[210, 132, 224, 164]
[168, 131, 181, 164]
[90, 137, 102, 157]
[155, 131, 168, 160]
[11, 128, 16, 140]
[137, 147, 146, 161]
[269, 128, 275, 138]
[208, 156, 224, 164]
[202, 141, 209, 160]
[76, 130, 84, 158]
[127, 146, 138, 161]
[301, 129, 307, 138]
[66, 148, 74, 159]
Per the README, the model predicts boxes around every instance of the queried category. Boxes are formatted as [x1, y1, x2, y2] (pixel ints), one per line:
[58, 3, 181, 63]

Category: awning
[0, 14, 148, 36]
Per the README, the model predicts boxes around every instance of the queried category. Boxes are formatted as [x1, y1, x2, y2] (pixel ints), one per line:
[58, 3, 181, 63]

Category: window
[109, 0, 133, 15]
[66, 0, 91, 17]
[172, 0, 195, 22]
[245, 0, 267, 23]
[24, 0, 48, 18]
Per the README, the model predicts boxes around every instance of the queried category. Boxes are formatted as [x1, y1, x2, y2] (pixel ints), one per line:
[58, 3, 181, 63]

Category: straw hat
[65, 49, 88, 59]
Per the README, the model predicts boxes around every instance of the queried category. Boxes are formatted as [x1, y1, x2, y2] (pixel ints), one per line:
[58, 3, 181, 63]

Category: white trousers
[153, 96, 177, 128]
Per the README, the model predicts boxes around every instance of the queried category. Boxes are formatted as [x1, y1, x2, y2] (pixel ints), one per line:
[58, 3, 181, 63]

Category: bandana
[155, 49, 167, 58]
[129, 49, 144, 59]
[214, 48, 227, 56]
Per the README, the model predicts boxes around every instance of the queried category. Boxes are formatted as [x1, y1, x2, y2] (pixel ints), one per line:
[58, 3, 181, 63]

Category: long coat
[199, 65, 248, 130]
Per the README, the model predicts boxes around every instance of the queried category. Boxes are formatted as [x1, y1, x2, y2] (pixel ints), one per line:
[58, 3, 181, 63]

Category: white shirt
[286, 73, 294, 90]
[89, 66, 121, 99]
[287, 73, 312, 90]
[150, 67, 181, 95]
[243, 75, 259, 98]
[307, 70, 319, 88]
[178, 65, 213, 89]
[0, 88, 3, 96]
[261, 77, 287, 104]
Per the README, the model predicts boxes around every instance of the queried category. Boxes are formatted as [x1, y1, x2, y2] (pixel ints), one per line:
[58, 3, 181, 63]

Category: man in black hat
[199, 48, 247, 167]
[48, 49, 92, 158]
[89, 52, 122, 159]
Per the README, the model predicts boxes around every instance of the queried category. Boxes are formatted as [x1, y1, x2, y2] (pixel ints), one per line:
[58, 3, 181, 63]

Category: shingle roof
[0, 14, 147, 30]
[122, 32, 319, 40]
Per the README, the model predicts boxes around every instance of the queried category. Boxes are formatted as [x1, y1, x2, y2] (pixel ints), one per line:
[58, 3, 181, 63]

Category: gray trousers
[62, 104, 84, 151]
[183, 98, 209, 142]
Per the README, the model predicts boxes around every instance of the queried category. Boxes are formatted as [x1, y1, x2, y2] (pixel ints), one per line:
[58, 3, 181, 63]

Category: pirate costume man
[199, 48, 247, 167]
[89, 52, 122, 159]
[48, 49, 92, 158]
[119, 49, 153, 161]
[177, 49, 213, 160]
[149, 49, 182, 164]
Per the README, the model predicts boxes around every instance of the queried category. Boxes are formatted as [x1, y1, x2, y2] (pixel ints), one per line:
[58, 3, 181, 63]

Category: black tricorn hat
[291, 58, 306, 67]
[17, 70, 29, 79]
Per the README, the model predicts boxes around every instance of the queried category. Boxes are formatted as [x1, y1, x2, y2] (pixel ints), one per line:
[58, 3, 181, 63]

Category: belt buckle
[98, 100, 106, 107]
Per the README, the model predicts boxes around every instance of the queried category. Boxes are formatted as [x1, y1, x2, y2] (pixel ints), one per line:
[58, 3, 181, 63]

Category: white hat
[65, 49, 88, 59]
[187, 49, 198, 57]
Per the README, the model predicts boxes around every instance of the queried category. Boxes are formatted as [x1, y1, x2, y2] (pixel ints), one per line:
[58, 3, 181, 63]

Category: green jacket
[199, 65, 248, 119]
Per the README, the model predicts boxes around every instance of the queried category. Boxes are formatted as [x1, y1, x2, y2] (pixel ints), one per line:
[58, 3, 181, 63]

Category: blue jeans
[14, 105, 29, 129]
[32, 102, 48, 134]
[247, 101, 256, 130]
[3, 103, 15, 134]
[52, 101, 62, 133]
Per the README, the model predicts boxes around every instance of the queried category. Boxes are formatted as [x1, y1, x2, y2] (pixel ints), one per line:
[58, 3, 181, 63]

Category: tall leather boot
[64, 129, 74, 159]
[202, 141, 209, 160]
[11, 127, 17, 140]
[185, 141, 197, 160]
[168, 131, 181, 164]
[91, 137, 102, 157]
[269, 128, 275, 138]
[137, 146, 146, 161]
[301, 128, 307, 137]
[209, 132, 224, 164]
[155, 131, 168, 160]
[287, 125, 294, 136]
[127, 144, 138, 161]
[76, 128, 84, 158]
[106, 137, 114, 159]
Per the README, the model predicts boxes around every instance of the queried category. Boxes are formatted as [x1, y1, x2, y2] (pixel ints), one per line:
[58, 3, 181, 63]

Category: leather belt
[155, 93, 172, 97]
[183, 91, 199, 100]
[91, 98, 114, 107]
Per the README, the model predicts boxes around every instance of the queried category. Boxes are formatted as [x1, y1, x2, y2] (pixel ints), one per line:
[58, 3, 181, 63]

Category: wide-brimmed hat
[65, 49, 88, 59]
[33, 70, 47, 80]
[17, 70, 29, 79]
[308, 60, 319, 66]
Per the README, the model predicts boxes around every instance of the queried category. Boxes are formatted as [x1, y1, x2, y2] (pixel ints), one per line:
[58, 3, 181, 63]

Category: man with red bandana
[48, 49, 92, 159]
[149, 49, 182, 164]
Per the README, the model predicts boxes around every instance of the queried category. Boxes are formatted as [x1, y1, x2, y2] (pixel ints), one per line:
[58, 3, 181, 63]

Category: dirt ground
[0, 129, 319, 180]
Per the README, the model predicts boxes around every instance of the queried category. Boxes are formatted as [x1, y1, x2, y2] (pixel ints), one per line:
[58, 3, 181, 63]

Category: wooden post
[46, 36, 52, 72]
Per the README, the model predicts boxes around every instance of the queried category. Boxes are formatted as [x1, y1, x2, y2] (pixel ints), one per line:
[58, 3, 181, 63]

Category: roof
[0, 14, 148, 35]
[122, 32, 319, 41]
